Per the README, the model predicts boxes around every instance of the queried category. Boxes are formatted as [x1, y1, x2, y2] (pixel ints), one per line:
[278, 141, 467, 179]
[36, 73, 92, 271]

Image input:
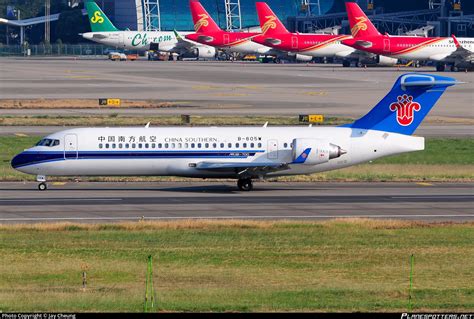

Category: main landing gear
[237, 178, 253, 192]
[37, 175, 47, 191]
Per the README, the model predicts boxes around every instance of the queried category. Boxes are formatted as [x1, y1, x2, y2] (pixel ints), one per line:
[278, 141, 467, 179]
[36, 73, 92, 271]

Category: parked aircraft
[251, 2, 398, 67]
[12, 74, 457, 191]
[185, 0, 313, 62]
[81, 0, 216, 59]
[342, 2, 474, 71]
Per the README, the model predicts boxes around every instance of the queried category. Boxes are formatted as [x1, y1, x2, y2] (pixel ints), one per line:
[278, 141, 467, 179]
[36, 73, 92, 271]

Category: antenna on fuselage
[263, 122, 268, 128]
[145, 122, 151, 128]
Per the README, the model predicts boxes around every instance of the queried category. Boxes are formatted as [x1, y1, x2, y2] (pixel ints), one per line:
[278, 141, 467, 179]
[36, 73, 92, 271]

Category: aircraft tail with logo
[85, 0, 119, 32]
[346, 74, 458, 135]
[345, 2, 380, 38]
[189, 0, 221, 33]
[255, 2, 289, 35]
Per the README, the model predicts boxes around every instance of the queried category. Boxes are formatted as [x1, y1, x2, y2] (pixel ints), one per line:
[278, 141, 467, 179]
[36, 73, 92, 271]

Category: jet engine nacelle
[292, 138, 346, 165]
[375, 55, 398, 66]
[359, 55, 398, 67]
[193, 47, 216, 59]
[295, 54, 313, 62]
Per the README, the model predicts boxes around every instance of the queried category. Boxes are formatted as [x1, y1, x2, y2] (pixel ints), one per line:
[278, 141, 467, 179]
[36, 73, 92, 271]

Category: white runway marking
[0, 214, 472, 222]
[0, 198, 122, 202]
[392, 196, 473, 199]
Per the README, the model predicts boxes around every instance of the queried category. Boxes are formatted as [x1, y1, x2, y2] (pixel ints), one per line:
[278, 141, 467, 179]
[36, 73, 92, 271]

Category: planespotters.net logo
[401, 314, 474, 319]
[390, 94, 421, 126]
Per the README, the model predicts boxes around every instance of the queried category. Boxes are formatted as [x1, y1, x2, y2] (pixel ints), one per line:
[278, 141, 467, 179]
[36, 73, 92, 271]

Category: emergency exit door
[291, 36, 298, 49]
[64, 134, 78, 160]
[224, 34, 230, 45]
[383, 38, 390, 52]
[267, 140, 278, 160]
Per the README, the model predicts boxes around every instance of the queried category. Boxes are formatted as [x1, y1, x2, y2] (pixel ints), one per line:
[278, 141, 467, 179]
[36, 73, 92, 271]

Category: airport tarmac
[1, 124, 471, 137]
[1, 58, 473, 119]
[0, 182, 472, 223]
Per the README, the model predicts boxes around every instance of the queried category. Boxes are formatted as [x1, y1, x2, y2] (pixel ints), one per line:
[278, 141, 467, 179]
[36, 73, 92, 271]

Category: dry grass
[0, 99, 183, 109]
[0, 219, 471, 232]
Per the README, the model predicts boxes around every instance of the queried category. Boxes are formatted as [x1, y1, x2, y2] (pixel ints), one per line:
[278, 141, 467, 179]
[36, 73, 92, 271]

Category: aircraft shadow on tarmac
[2, 185, 332, 194]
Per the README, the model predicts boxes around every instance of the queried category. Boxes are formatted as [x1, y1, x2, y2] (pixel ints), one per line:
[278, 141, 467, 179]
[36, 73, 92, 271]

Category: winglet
[452, 34, 461, 48]
[173, 29, 183, 40]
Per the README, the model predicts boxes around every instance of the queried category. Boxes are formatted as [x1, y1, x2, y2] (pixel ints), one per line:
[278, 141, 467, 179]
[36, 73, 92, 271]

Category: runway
[0, 182, 472, 223]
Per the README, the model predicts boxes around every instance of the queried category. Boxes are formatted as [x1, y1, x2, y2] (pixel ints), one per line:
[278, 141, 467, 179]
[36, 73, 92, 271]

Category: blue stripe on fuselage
[11, 150, 263, 169]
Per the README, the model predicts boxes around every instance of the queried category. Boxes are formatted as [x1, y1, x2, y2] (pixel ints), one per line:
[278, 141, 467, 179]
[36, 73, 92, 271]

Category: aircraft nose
[11, 153, 21, 169]
[11, 152, 29, 171]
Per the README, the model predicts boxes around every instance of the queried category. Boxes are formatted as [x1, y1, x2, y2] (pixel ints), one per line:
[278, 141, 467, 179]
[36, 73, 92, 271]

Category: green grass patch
[1, 136, 473, 182]
[0, 220, 473, 312]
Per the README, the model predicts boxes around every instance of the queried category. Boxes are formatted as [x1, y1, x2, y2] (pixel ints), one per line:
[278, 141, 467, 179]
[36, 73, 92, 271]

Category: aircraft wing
[444, 35, 474, 62]
[196, 161, 290, 176]
[173, 30, 203, 50]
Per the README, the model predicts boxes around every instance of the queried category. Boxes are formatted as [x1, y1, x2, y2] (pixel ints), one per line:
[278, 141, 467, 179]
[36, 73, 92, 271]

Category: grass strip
[0, 219, 473, 312]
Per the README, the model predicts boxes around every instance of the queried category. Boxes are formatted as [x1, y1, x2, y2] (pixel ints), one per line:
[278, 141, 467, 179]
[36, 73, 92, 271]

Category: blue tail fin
[347, 74, 458, 135]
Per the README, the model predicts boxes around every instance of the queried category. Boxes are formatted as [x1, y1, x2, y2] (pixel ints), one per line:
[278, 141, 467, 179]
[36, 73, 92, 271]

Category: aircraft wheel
[38, 182, 48, 191]
[237, 179, 253, 192]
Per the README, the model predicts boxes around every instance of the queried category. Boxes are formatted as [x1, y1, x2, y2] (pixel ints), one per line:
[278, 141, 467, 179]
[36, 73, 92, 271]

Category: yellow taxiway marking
[192, 85, 223, 90]
[65, 75, 98, 79]
[52, 182, 67, 186]
[303, 91, 328, 96]
[213, 93, 249, 97]
[14, 133, 28, 137]
[417, 182, 434, 186]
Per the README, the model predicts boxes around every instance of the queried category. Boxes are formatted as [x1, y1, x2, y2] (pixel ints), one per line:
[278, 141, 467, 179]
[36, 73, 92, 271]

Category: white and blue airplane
[12, 74, 457, 191]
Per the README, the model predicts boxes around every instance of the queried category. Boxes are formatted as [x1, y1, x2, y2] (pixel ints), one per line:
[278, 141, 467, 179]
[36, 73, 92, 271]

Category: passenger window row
[98, 142, 264, 150]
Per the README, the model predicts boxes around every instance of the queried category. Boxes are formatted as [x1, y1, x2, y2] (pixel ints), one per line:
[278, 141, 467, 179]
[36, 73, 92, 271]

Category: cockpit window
[36, 139, 60, 147]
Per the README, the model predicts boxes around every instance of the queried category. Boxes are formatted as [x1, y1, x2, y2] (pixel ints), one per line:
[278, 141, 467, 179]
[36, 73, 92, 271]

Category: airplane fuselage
[82, 31, 192, 52]
[253, 34, 356, 58]
[12, 127, 423, 179]
[345, 35, 474, 63]
[186, 32, 274, 55]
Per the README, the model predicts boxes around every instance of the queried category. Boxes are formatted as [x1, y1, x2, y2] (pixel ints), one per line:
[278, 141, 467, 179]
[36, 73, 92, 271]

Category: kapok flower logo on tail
[261, 16, 277, 34]
[194, 14, 209, 32]
[389, 95, 421, 126]
[351, 16, 368, 37]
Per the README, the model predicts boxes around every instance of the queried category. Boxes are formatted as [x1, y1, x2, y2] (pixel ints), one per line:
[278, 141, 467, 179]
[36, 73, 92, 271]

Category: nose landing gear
[37, 175, 48, 191]
[237, 178, 253, 192]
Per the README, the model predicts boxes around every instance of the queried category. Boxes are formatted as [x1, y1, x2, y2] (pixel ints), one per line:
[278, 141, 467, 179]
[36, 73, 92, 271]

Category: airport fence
[0, 44, 112, 56]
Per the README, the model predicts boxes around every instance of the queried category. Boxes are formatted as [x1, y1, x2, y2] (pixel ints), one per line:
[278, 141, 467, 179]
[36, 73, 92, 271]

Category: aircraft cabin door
[291, 36, 298, 49]
[120, 33, 125, 47]
[383, 38, 390, 52]
[267, 140, 278, 160]
[64, 134, 78, 160]
[223, 34, 230, 45]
